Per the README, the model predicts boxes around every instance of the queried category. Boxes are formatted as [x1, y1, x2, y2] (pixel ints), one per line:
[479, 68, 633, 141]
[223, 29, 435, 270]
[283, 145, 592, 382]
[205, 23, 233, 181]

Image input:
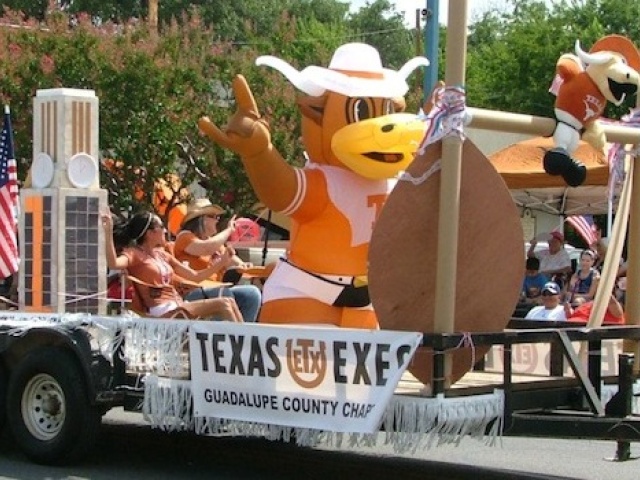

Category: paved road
[321, 434, 640, 480]
[1, 408, 639, 479]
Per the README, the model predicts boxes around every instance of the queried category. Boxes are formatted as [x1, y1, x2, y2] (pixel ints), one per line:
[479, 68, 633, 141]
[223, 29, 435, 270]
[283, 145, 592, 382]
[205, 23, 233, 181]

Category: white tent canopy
[510, 185, 616, 216]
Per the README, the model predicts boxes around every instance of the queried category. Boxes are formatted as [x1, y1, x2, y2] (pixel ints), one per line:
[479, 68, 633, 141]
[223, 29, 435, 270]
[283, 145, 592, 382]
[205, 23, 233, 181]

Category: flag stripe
[566, 215, 597, 246]
[0, 108, 19, 279]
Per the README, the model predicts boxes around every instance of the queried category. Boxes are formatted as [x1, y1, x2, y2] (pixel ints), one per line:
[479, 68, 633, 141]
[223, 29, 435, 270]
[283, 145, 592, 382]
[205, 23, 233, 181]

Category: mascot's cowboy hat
[256, 42, 429, 98]
[181, 198, 224, 226]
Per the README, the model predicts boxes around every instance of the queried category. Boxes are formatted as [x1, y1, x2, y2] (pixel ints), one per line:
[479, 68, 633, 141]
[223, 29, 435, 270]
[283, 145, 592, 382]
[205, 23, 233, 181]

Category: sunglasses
[542, 291, 557, 297]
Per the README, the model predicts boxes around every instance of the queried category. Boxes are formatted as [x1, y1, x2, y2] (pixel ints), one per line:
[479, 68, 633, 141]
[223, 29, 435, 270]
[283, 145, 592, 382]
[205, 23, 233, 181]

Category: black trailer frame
[422, 320, 640, 460]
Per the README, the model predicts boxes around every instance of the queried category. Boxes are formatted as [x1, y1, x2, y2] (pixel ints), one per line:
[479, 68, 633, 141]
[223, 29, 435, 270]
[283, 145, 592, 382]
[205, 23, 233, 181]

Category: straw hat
[256, 43, 430, 98]
[181, 198, 224, 226]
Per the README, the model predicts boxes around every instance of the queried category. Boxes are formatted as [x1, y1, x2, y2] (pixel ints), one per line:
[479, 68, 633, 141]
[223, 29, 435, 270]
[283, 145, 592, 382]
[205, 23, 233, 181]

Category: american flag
[566, 214, 597, 247]
[0, 106, 19, 278]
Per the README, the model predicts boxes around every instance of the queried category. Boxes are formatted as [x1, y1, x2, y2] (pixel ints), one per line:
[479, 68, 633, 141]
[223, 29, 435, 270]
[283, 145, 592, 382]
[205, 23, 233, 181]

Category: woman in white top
[525, 282, 566, 320]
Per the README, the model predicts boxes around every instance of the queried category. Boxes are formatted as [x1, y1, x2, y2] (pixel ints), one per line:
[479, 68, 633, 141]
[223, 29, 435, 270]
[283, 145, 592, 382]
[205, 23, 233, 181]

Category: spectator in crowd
[589, 227, 627, 276]
[524, 282, 566, 320]
[589, 226, 608, 272]
[527, 231, 572, 288]
[567, 249, 600, 306]
[587, 227, 627, 305]
[615, 276, 627, 307]
[564, 294, 624, 325]
[173, 198, 262, 322]
[520, 257, 549, 305]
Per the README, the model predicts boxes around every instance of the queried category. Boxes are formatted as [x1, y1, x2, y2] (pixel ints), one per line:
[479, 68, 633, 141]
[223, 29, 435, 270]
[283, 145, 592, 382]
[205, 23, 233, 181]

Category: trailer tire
[7, 347, 101, 465]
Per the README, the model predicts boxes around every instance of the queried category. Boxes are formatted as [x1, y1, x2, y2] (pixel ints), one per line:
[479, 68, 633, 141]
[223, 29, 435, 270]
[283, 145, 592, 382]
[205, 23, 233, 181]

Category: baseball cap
[542, 282, 560, 295]
[549, 231, 564, 242]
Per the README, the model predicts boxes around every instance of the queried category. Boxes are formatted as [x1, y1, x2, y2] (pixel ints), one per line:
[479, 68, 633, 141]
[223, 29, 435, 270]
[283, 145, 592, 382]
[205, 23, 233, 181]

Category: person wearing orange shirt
[564, 294, 624, 325]
[102, 210, 242, 321]
[173, 199, 262, 322]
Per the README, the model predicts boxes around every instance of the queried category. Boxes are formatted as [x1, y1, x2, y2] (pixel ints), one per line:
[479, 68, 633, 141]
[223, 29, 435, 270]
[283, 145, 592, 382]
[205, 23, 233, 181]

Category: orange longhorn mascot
[545, 35, 640, 187]
[198, 43, 429, 329]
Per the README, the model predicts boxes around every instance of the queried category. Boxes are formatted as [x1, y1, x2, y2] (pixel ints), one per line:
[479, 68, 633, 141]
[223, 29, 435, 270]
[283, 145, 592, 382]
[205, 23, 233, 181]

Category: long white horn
[256, 55, 325, 96]
[398, 57, 430, 80]
[575, 40, 612, 65]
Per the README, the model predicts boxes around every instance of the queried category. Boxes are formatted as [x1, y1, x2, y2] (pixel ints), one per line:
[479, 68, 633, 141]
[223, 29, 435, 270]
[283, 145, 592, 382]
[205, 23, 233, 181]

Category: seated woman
[567, 249, 600, 306]
[101, 210, 243, 321]
[172, 198, 262, 322]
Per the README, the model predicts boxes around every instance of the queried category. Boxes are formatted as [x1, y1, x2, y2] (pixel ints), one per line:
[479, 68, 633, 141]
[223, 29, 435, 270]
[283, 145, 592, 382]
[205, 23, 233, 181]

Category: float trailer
[0, 316, 639, 465]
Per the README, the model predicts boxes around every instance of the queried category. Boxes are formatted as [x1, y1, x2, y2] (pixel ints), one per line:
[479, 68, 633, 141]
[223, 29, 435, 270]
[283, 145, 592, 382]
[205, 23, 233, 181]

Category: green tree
[13, 0, 640, 222]
[465, 0, 640, 118]
[0, 0, 51, 20]
[346, 0, 415, 70]
[0, 0, 146, 22]
[465, 1, 572, 116]
[0, 8, 260, 219]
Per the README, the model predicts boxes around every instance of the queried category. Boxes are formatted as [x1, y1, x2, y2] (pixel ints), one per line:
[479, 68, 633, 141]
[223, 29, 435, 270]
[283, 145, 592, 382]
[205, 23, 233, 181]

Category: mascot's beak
[331, 113, 426, 180]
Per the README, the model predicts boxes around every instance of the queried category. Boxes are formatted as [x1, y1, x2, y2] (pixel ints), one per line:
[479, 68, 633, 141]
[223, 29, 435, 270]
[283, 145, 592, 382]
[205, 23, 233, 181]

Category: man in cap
[527, 231, 572, 283]
[525, 282, 567, 320]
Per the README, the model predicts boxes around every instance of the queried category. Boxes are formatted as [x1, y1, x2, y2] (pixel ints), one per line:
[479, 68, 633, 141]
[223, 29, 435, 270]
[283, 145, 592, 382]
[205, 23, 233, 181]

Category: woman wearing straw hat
[102, 210, 243, 321]
[173, 198, 262, 322]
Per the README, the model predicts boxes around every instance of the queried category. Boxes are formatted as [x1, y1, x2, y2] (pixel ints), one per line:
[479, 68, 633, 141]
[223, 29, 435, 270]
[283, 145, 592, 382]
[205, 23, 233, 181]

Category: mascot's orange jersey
[198, 43, 429, 328]
[555, 58, 605, 126]
[284, 164, 395, 274]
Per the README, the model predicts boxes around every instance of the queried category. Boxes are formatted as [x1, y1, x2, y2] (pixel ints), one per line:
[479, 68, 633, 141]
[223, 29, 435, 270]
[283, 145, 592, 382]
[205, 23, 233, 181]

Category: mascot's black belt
[279, 258, 370, 308]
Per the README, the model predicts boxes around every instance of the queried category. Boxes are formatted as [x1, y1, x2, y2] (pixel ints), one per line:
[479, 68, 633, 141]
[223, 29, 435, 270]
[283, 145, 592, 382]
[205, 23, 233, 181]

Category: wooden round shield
[369, 139, 524, 386]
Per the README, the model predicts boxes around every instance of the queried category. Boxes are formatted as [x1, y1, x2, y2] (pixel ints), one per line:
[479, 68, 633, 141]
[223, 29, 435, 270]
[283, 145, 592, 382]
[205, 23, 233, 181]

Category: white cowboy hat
[256, 43, 430, 98]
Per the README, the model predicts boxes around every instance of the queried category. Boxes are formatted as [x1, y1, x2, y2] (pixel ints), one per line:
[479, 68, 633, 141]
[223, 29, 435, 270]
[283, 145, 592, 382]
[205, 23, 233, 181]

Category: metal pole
[423, 0, 440, 95]
[261, 210, 272, 267]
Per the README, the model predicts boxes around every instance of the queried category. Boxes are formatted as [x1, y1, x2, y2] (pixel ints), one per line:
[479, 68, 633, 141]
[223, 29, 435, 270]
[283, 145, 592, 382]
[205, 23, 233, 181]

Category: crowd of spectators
[519, 230, 625, 325]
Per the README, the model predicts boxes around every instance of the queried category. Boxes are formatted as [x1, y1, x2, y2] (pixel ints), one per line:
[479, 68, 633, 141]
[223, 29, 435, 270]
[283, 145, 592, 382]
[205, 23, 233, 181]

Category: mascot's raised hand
[199, 43, 429, 329]
[199, 76, 270, 158]
[545, 35, 640, 187]
[198, 76, 297, 211]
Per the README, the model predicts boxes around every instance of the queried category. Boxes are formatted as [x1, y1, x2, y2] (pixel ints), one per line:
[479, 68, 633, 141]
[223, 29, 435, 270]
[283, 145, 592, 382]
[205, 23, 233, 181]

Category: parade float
[2, 0, 640, 467]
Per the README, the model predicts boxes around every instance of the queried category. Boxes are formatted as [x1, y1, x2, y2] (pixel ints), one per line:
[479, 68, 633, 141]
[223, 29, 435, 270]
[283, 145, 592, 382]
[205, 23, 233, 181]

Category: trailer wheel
[7, 347, 101, 465]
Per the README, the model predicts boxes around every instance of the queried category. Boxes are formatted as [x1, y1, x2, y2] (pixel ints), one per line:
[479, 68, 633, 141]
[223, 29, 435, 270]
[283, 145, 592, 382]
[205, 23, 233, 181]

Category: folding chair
[125, 274, 194, 319]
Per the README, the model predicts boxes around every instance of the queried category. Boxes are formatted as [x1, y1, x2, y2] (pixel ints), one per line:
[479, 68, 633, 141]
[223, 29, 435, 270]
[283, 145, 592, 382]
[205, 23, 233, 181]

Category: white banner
[189, 322, 422, 433]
